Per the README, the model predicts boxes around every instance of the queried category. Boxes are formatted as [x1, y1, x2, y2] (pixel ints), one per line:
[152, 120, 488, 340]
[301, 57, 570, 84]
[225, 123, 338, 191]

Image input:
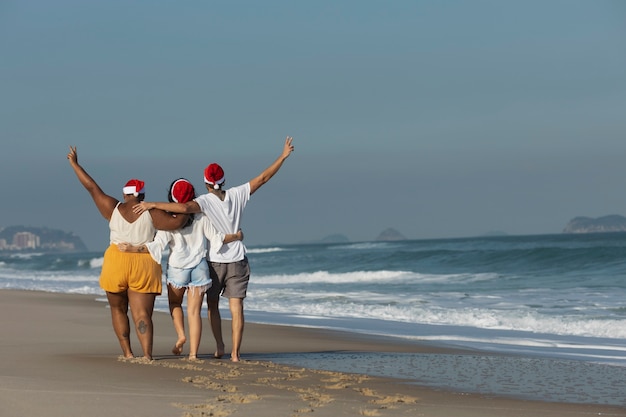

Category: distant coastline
[562, 215, 626, 234]
[0, 226, 87, 253]
[4, 216, 626, 254]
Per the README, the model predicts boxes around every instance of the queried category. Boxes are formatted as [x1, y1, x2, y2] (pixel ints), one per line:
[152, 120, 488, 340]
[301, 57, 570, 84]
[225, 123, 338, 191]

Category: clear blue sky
[2, 1, 626, 251]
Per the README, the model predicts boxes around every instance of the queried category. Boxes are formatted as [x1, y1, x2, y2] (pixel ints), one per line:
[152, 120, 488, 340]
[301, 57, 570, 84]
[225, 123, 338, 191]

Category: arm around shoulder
[134, 200, 201, 215]
[150, 209, 190, 231]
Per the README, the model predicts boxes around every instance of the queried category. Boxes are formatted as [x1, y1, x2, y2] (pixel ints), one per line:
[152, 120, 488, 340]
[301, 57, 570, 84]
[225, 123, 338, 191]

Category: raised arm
[249, 136, 294, 195]
[67, 146, 118, 220]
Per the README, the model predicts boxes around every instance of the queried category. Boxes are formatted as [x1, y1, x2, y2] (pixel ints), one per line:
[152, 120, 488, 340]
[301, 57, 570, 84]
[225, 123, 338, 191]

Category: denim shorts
[166, 259, 212, 290]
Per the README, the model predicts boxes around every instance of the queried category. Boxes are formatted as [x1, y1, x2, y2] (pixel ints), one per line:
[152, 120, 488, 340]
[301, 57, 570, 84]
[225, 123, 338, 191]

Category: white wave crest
[254, 270, 414, 284]
[254, 270, 498, 285]
[89, 257, 104, 268]
[8, 252, 45, 259]
[247, 295, 626, 340]
[247, 247, 287, 254]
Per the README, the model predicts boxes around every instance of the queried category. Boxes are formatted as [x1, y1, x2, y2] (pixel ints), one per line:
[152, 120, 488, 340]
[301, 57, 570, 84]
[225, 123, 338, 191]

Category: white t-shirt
[145, 213, 225, 268]
[194, 182, 250, 263]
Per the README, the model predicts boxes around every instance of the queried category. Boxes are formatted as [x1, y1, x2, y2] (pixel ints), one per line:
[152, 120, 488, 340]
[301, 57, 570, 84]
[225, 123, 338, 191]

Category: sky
[2, 1, 626, 252]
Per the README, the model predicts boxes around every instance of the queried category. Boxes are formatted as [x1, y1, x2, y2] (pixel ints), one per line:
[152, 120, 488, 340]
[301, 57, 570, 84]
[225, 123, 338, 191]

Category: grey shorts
[207, 257, 250, 300]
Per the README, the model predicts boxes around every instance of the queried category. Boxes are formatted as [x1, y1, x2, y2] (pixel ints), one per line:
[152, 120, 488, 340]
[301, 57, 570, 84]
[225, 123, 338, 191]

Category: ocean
[2, 233, 626, 405]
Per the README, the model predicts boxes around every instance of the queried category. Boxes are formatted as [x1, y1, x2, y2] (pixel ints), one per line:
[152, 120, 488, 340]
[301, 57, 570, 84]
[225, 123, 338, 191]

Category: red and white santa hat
[122, 179, 145, 197]
[204, 163, 225, 190]
[170, 179, 195, 203]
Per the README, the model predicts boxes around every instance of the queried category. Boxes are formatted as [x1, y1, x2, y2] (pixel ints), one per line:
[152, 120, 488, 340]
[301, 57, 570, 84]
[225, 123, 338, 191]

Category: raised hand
[133, 201, 154, 214]
[282, 136, 294, 159]
[67, 146, 78, 165]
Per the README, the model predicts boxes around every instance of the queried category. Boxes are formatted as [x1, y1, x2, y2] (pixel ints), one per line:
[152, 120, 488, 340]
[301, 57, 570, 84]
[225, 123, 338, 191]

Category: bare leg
[229, 297, 244, 362]
[127, 290, 157, 360]
[186, 286, 205, 359]
[106, 291, 133, 359]
[167, 284, 187, 355]
[207, 295, 224, 358]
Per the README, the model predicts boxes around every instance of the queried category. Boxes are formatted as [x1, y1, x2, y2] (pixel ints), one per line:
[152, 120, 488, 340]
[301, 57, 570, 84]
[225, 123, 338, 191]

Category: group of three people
[67, 137, 295, 362]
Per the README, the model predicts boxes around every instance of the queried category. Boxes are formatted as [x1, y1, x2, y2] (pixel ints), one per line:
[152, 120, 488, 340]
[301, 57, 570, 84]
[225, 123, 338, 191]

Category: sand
[1, 289, 624, 417]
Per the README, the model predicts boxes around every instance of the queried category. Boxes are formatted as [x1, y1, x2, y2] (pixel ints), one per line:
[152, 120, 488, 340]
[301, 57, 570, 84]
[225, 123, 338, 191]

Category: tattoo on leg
[138, 320, 147, 334]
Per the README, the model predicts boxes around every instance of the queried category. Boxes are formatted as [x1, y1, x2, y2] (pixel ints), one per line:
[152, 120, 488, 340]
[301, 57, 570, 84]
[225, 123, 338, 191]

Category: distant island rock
[375, 228, 407, 241]
[0, 225, 88, 252]
[563, 215, 626, 234]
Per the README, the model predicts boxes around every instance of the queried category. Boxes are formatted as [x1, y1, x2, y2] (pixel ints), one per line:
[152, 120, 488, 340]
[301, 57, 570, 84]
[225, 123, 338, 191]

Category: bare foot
[121, 349, 134, 359]
[172, 336, 186, 355]
[213, 343, 225, 359]
[230, 354, 240, 362]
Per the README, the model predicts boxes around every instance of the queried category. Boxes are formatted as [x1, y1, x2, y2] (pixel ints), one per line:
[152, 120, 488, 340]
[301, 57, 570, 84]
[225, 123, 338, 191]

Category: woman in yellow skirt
[67, 146, 187, 360]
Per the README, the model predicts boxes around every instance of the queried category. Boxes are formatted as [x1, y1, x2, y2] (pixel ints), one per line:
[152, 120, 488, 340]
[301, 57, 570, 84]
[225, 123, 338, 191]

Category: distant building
[13, 232, 40, 249]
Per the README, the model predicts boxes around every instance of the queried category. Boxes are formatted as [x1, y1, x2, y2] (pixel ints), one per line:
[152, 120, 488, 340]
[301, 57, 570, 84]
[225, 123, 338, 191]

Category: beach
[1, 290, 624, 417]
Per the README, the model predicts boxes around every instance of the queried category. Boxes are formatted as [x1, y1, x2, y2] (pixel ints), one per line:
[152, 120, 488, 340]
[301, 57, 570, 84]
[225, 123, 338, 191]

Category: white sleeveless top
[109, 203, 156, 245]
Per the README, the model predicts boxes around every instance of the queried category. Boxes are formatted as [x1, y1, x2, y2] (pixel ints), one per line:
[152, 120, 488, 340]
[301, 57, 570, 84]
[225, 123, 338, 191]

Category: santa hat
[170, 179, 195, 203]
[122, 179, 145, 197]
[204, 163, 225, 190]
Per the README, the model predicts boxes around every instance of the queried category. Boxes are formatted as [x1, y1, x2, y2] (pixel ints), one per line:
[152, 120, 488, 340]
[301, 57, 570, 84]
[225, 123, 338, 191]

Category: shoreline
[1, 289, 625, 417]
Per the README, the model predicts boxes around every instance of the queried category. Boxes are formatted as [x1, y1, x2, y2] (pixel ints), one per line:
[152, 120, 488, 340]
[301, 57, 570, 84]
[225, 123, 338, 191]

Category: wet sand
[1, 289, 624, 417]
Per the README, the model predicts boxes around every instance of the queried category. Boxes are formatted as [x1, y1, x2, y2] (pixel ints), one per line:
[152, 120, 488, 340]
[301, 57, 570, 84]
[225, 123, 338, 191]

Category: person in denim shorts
[119, 178, 242, 360]
[134, 137, 294, 361]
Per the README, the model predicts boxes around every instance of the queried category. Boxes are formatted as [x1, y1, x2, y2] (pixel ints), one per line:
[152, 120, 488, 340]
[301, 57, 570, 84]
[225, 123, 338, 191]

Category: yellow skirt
[99, 244, 162, 294]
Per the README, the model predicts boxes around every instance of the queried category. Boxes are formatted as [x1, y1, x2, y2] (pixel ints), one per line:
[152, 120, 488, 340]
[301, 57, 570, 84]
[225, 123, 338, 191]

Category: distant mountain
[0, 225, 88, 252]
[375, 228, 407, 241]
[563, 215, 626, 234]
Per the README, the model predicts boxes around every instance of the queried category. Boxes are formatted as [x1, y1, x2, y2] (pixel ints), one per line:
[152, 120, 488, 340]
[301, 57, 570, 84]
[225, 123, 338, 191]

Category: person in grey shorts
[133, 137, 295, 361]
[208, 259, 251, 299]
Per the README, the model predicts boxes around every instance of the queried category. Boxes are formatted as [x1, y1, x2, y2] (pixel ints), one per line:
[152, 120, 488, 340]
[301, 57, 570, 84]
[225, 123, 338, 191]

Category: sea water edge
[2, 234, 626, 405]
